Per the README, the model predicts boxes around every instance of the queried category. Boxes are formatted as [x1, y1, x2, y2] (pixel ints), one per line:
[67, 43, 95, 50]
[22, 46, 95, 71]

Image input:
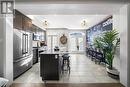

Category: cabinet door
[33, 48, 38, 64]
[13, 10, 23, 29]
[32, 25, 36, 33]
[23, 16, 32, 32]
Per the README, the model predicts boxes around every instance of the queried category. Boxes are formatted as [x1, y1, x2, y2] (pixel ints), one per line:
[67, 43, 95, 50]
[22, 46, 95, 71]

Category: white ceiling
[28, 15, 108, 29]
[15, 4, 124, 15]
[15, 3, 124, 29]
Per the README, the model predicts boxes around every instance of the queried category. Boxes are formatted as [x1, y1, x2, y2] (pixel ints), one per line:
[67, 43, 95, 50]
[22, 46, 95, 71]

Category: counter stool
[0, 77, 8, 87]
[62, 54, 70, 73]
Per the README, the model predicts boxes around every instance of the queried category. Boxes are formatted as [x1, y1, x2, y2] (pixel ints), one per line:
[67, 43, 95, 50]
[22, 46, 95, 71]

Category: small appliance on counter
[54, 46, 60, 51]
[39, 41, 47, 53]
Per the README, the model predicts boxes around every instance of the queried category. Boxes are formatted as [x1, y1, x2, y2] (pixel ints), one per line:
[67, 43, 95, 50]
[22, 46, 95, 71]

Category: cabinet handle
[55, 55, 58, 59]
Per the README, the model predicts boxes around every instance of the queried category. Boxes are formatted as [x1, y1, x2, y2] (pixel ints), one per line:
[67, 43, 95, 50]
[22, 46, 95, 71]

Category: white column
[0, 13, 13, 86]
[120, 4, 129, 87]
[127, 4, 130, 87]
[0, 14, 5, 77]
[4, 14, 13, 86]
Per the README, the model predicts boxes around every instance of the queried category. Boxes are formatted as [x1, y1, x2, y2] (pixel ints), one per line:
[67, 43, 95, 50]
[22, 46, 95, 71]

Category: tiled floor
[14, 54, 119, 83]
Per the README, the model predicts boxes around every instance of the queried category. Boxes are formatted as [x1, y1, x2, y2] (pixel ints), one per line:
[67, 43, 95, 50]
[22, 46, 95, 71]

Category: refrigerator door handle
[22, 34, 24, 54]
[25, 34, 27, 54]
[26, 34, 28, 54]
[22, 34, 26, 55]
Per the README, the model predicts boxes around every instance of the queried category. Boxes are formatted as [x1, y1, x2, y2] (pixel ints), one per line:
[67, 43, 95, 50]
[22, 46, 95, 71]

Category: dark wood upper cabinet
[23, 16, 32, 32]
[13, 10, 46, 41]
[13, 10, 32, 32]
[13, 10, 23, 30]
[32, 24, 37, 33]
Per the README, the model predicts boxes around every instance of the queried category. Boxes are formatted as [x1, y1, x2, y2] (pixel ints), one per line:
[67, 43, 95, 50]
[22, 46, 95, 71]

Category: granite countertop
[40, 51, 69, 55]
[38, 47, 47, 51]
[40, 51, 59, 54]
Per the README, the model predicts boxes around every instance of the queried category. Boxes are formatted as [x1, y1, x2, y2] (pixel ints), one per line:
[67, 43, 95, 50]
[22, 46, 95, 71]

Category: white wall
[112, 5, 130, 87]
[119, 5, 128, 87]
[46, 28, 69, 52]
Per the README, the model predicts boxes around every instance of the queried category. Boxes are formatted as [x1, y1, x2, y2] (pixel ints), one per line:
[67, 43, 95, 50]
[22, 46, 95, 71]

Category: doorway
[69, 31, 85, 53]
[47, 35, 58, 52]
[70, 37, 84, 53]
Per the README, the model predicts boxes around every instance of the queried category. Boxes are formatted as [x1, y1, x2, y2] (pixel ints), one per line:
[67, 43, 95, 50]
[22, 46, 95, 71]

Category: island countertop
[40, 51, 69, 55]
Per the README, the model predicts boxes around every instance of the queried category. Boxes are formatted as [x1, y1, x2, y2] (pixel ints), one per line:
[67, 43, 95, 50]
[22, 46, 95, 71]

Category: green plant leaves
[93, 29, 120, 69]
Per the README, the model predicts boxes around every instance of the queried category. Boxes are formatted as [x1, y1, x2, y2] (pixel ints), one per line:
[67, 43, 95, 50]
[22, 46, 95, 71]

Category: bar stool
[0, 77, 8, 87]
[62, 53, 70, 73]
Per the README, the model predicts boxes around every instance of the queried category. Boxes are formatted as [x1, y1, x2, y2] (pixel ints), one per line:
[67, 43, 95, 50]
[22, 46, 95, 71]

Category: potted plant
[94, 30, 120, 79]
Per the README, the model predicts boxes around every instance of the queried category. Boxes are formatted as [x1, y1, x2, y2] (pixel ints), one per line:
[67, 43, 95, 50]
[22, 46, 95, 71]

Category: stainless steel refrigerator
[13, 28, 33, 79]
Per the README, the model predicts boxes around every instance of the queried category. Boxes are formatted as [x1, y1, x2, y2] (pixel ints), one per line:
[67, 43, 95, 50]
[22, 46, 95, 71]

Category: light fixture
[81, 20, 87, 28]
[43, 20, 49, 28]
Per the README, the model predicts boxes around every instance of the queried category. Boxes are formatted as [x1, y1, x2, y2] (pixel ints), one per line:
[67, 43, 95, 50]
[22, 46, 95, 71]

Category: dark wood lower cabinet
[33, 47, 39, 64]
[40, 54, 61, 80]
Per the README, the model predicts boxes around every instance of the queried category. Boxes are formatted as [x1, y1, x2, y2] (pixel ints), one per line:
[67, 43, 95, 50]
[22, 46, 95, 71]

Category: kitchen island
[40, 51, 64, 81]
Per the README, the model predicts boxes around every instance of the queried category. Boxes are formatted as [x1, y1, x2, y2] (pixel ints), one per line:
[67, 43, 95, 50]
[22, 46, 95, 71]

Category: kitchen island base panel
[40, 53, 62, 81]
